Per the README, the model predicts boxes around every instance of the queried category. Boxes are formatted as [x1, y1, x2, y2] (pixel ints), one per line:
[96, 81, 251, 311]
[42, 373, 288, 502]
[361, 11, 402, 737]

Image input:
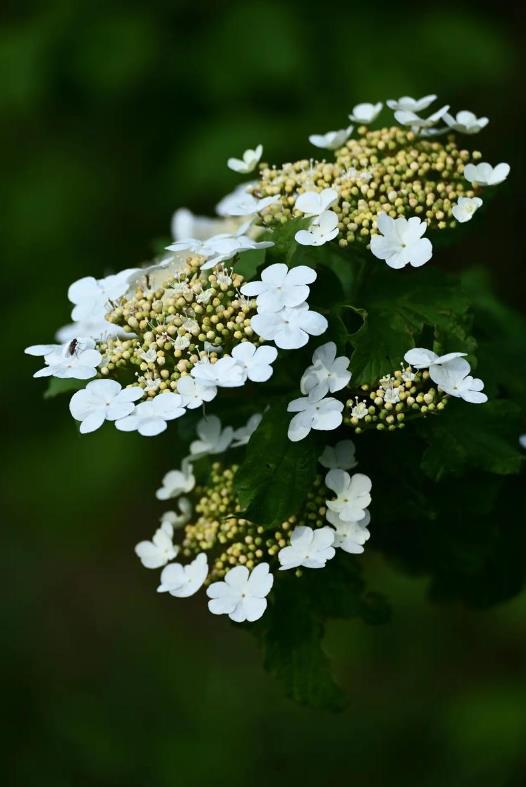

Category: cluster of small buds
[181, 464, 327, 581]
[343, 365, 449, 433]
[254, 126, 481, 246]
[97, 258, 256, 396]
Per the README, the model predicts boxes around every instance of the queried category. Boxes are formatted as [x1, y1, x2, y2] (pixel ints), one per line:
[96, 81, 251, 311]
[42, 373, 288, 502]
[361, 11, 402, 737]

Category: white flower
[370, 212, 433, 269]
[231, 342, 278, 382]
[55, 317, 125, 343]
[319, 440, 357, 470]
[216, 181, 257, 216]
[252, 302, 328, 350]
[207, 562, 274, 622]
[69, 379, 144, 434]
[176, 375, 217, 409]
[349, 102, 383, 124]
[171, 207, 240, 242]
[190, 415, 234, 457]
[300, 341, 351, 399]
[157, 553, 208, 597]
[325, 470, 372, 522]
[383, 386, 400, 405]
[191, 356, 246, 388]
[404, 347, 467, 370]
[156, 458, 195, 501]
[67, 270, 135, 323]
[386, 94, 437, 112]
[241, 263, 317, 312]
[227, 144, 263, 174]
[278, 526, 335, 570]
[394, 105, 449, 130]
[287, 390, 343, 442]
[160, 498, 192, 529]
[115, 391, 185, 436]
[428, 357, 488, 403]
[231, 413, 263, 447]
[326, 509, 371, 554]
[351, 399, 368, 420]
[219, 192, 280, 217]
[294, 210, 339, 246]
[463, 162, 510, 186]
[308, 125, 353, 150]
[135, 521, 179, 569]
[443, 110, 489, 134]
[26, 338, 102, 380]
[294, 188, 339, 217]
[452, 196, 483, 223]
[166, 223, 273, 271]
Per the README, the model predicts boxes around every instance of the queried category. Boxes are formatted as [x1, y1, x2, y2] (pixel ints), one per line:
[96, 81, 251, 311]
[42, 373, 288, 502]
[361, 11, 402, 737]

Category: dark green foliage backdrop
[2, 2, 526, 785]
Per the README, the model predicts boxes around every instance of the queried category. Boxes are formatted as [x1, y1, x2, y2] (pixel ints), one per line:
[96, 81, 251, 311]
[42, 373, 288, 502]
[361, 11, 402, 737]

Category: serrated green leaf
[234, 403, 317, 528]
[44, 378, 85, 399]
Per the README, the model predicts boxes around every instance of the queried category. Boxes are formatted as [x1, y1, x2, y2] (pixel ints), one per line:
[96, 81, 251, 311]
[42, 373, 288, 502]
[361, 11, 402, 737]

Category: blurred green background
[2, 1, 526, 785]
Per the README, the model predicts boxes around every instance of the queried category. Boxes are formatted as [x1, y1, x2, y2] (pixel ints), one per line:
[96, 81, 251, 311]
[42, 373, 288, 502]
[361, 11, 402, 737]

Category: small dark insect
[67, 338, 78, 356]
[145, 273, 151, 289]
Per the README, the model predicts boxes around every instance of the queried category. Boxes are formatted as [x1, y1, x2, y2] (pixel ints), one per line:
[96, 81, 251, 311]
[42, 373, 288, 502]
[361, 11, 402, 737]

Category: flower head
[207, 563, 273, 622]
[300, 341, 351, 399]
[227, 144, 263, 174]
[157, 553, 208, 597]
[308, 125, 353, 150]
[241, 263, 317, 312]
[463, 162, 510, 186]
[252, 302, 327, 350]
[325, 470, 372, 522]
[135, 521, 179, 569]
[278, 525, 335, 570]
[69, 379, 144, 434]
[349, 102, 383, 124]
[115, 392, 185, 436]
[287, 390, 343, 442]
[294, 210, 340, 246]
[370, 212, 433, 269]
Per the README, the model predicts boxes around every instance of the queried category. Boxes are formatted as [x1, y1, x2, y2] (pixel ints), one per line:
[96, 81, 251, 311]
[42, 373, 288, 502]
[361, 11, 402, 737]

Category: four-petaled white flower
[241, 263, 317, 312]
[135, 521, 179, 569]
[156, 457, 195, 500]
[207, 563, 273, 622]
[404, 348, 487, 404]
[171, 208, 239, 242]
[227, 144, 263, 174]
[463, 162, 510, 187]
[177, 375, 217, 409]
[319, 440, 357, 470]
[278, 525, 335, 570]
[231, 342, 278, 382]
[452, 196, 483, 223]
[166, 223, 273, 271]
[220, 192, 280, 216]
[69, 379, 144, 434]
[300, 341, 351, 399]
[287, 390, 343, 442]
[231, 413, 263, 447]
[252, 302, 328, 350]
[326, 509, 371, 554]
[443, 110, 489, 134]
[191, 356, 246, 388]
[404, 348, 467, 370]
[325, 470, 372, 522]
[309, 125, 353, 150]
[386, 94, 437, 113]
[190, 415, 234, 457]
[394, 104, 449, 130]
[295, 210, 339, 246]
[351, 399, 368, 420]
[160, 498, 192, 529]
[349, 102, 383, 124]
[67, 270, 135, 323]
[383, 386, 400, 405]
[26, 338, 102, 380]
[370, 212, 433, 269]
[157, 553, 209, 597]
[115, 391, 185, 436]
[294, 188, 339, 217]
[216, 181, 257, 216]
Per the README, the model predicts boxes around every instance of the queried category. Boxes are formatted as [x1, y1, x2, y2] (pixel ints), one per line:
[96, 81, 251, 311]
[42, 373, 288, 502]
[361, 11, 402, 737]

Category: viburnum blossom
[156, 458, 195, 501]
[287, 390, 343, 441]
[135, 521, 179, 569]
[176, 376, 217, 409]
[190, 415, 234, 457]
[252, 302, 328, 350]
[231, 413, 263, 447]
[370, 212, 433, 269]
[278, 526, 335, 570]
[191, 356, 246, 388]
[444, 110, 489, 134]
[115, 392, 186, 436]
[25, 339, 102, 380]
[227, 144, 263, 174]
[166, 223, 273, 270]
[308, 125, 353, 150]
[394, 104, 449, 130]
[240, 263, 317, 312]
[294, 210, 340, 246]
[219, 192, 280, 216]
[157, 553, 209, 597]
[215, 182, 257, 216]
[160, 498, 192, 529]
[207, 563, 274, 622]
[300, 341, 352, 399]
[452, 196, 483, 223]
[404, 348, 487, 404]
[326, 510, 371, 554]
[294, 188, 339, 217]
[386, 94, 437, 112]
[230, 342, 278, 382]
[171, 207, 239, 242]
[463, 162, 510, 186]
[325, 470, 372, 522]
[69, 379, 144, 433]
[349, 102, 383, 124]
[319, 440, 357, 470]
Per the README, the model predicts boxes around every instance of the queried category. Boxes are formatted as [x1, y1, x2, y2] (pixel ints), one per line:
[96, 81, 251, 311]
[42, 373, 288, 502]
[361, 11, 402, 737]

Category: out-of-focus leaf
[43, 378, 85, 399]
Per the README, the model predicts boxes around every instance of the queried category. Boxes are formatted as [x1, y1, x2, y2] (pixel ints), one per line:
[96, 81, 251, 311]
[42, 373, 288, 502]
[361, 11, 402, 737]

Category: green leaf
[264, 217, 310, 263]
[234, 403, 317, 528]
[233, 247, 266, 279]
[43, 378, 85, 399]
[419, 399, 523, 480]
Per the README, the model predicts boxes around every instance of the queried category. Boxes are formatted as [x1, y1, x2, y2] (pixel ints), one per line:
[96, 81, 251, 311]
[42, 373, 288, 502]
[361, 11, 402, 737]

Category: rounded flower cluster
[343, 366, 448, 433]
[254, 126, 481, 246]
[182, 463, 327, 582]
[98, 258, 256, 396]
